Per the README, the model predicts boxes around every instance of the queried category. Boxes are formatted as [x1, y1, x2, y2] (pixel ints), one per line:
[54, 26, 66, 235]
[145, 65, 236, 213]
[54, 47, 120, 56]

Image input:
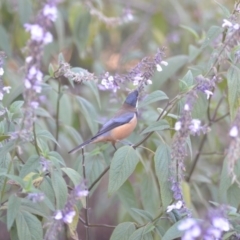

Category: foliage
[0, 0, 239, 240]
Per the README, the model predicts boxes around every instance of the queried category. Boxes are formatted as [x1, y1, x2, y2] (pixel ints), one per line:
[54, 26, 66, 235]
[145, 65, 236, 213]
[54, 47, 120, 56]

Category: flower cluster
[0, 52, 11, 101]
[85, 1, 134, 27]
[22, 0, 58, 138]
[44, 184, 88, 239]
[195, 75, 217, 100]
[99, 48, 167, 92]
[54, 62, 96, 84]
[178, 207, 230, 240]
[27, 192, 45, 203]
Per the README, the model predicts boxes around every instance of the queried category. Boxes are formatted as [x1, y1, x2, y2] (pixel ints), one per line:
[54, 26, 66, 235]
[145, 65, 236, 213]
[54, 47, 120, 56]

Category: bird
[68, 90, 139, 154]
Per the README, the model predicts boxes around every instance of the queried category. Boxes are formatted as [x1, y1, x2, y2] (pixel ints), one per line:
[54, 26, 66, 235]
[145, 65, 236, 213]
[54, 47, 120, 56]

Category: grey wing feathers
[91, 112, 135, 140]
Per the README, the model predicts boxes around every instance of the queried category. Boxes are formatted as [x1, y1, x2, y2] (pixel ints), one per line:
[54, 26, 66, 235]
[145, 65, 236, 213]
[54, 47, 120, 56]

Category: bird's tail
[68, 139, 93, 154]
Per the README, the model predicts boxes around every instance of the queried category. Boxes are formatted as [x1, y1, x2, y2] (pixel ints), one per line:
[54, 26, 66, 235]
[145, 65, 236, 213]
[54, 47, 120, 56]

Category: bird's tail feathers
[68, 138, 93, 154]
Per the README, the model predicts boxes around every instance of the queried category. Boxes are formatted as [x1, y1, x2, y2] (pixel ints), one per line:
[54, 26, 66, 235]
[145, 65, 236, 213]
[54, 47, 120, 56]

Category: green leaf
[131, 208, 153, 221]
[7, 195, 21, 230]
[117, 181, 141, 222]
[139, 90, 169, 107]
[140, 172, 160, 216]
[0, 25, 12, 56]
[48, 151, 66, 167]
[110, 222, 136, 240]
[85, 155, 105, 186]
[51, 170, 68, 209]
[180, 25, 199, 39]
[84, 81, 101, 108]
[201, 26, 223, 49]
[62, 167, 82, 186]
[154, 144, 172, 208]
[179, 70, 194, 91]
[129, 224, 154, 240]
[76, 96, 98, 135]
[16, 211, 43, 240]
[214, 0, 231, 17]
[58, 52, 65, 64]
[0, 135, 10, 142]
[36, 129, 59, 146]
[39, 177, 55, 210]
[108, 146, 139, 195]
[227, 65, 240, 120]
[20, 155, 40, 178]
[152, 55, 188, 87]
[18, 0, 33, 24]
[162, 220, 183, 240]
[35, 107, 52, 118]
[9, 101, 24, 113]
[21, 199, 50, 218]
[141, 120, 169, 135]
[188, 45, 202, 62]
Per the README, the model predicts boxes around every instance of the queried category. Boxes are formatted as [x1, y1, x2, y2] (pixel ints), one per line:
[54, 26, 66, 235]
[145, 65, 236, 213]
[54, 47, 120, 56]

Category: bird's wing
[92, 112, 135, 140]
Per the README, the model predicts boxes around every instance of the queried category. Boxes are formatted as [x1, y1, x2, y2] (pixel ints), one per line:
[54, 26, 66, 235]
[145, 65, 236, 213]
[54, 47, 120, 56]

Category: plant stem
[54, 79, 61, 151]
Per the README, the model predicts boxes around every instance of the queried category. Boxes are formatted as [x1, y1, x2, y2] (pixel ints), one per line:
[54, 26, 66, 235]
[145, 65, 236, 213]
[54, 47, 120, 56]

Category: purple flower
[43, 5, 58, 21]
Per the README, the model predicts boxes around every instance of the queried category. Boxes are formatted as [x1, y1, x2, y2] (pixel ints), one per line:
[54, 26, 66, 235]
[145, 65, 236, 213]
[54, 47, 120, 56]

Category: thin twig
[33, 122, 40, 156]
[54, 78, 61, 151]
[88, 166, 110, 191]
[82, 148, 90, 240]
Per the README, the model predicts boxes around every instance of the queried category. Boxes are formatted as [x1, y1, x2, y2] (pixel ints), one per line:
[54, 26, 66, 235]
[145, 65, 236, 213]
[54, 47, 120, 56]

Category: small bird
[68, 90, 139, 154]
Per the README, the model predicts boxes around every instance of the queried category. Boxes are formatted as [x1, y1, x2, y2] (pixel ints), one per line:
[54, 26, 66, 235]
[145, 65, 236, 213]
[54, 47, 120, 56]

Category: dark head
[124, 90, 138, 107]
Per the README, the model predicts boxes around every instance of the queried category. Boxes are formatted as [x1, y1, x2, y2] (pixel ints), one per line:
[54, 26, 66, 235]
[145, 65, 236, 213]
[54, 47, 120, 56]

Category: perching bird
[68, 90, 139, 154]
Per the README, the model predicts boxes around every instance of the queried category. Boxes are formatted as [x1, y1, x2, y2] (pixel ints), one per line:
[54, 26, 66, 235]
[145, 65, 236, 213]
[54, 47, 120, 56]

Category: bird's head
[124, 90, 139, 107]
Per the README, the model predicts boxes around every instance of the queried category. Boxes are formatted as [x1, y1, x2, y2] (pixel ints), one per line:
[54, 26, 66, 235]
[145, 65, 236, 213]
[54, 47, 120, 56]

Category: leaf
[227, 65, 240, 120]
[51, 170, 68, 209]
[140, 172, 160, 216]
[201, 26, 223, 49]
[35, 107, 52, 118]
[18, 0, 33, 24]
[62, 167, 82, 186]
[21, 199, 50, 218]
[179, 70, 194, 91]
[129, 224, 154, 240]
[20, 155, 40, 178]
[9, 101, 24, 113]
[117, 181, 141, 222]
[131, 208, 153, 221]
[154, 144, 172, 208]
[16, 211, 43, 240]
[141, 120, 169, 135]
[0, 135, 10, 142]
[39, 177, 55, 210]
[139, 90, 168, 107]
[188, 45, 202, 62]
[108, 146, 139, 195]
[48, 151, 66, 167]
[180, 25, 199, 39]
[110, 222, 136, 240]
[36, 129, 59, 145]
[214, 0, 231, 17]
[7, 195, 21, 230]
[152, 55, 188, 87]
[0, 25, 12, 56]
[76, 96, 98, 135]
[162, 220, 183, 240]
[67, 206, 79, 240]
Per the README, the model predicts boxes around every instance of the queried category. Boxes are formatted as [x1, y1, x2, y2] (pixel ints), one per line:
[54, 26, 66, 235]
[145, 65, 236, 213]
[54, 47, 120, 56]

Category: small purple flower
[27, 192, 45, 203]
[63, 210, 76, 224]
[0, 68, 4, 76]
[43, 5, 58, 22]
[229, 126, 238, 137]
[24, 24, 45, 42]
